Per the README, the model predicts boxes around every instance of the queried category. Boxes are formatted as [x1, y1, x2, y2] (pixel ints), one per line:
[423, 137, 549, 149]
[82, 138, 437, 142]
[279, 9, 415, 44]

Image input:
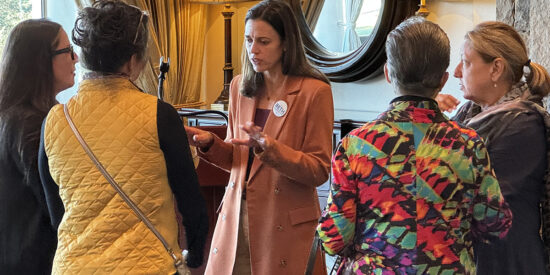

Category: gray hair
[385, 16, 450, 97]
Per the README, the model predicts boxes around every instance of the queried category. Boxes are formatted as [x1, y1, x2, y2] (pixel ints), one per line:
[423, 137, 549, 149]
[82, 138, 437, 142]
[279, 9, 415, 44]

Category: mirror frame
[289, 0, 417, 82]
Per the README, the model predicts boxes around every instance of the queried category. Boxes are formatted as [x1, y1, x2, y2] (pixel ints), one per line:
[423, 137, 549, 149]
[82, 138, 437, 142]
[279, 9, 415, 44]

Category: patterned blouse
[317, 96, 512, 275]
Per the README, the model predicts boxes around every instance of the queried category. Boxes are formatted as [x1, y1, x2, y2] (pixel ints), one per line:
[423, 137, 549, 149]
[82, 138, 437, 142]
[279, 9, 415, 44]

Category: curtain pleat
[178, 1, 206, 104]
[74, 0, 206, 106]
[301, 0, 325, 32]
[342, 0, 363, 52]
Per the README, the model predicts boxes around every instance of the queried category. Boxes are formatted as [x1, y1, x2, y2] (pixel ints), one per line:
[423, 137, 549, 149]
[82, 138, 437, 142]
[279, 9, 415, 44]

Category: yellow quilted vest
[44, 78, 180, 274]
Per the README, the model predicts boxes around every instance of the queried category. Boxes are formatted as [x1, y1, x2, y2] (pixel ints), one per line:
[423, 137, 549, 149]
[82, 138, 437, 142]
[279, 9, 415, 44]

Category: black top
[454, 101, 548, 275]
[0, 107, 56, 274]
[38, 100, 208, 268]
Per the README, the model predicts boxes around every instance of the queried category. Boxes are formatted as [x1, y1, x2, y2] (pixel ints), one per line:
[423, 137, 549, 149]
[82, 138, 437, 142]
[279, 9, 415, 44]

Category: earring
[493, 83, 497, 88]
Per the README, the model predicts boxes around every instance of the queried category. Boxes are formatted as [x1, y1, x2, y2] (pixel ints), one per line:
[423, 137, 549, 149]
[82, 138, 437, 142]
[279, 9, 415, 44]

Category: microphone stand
[157, 56, 170, 101]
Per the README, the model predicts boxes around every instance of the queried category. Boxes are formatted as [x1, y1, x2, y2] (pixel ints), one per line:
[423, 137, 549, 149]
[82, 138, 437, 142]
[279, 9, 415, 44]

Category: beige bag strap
[62, 104, 184, 268]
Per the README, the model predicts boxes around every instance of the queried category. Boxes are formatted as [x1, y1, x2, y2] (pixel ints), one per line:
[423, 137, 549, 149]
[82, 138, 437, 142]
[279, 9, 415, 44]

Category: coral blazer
[201, 74, 333, 275]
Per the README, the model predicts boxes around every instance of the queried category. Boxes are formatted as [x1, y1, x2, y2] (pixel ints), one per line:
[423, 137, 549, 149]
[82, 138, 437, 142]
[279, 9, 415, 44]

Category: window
[355, 1, 381, 44]
[312, 0, 381, 55]
[0, 0, 42, 60]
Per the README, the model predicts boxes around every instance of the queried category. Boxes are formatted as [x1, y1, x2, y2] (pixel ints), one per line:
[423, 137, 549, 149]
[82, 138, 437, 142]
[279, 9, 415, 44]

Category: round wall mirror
[312, 0, 382, 56]
[289, 0, 417, 82]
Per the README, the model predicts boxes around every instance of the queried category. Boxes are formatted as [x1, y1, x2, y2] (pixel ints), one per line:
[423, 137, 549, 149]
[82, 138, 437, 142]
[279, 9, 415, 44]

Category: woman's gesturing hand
[435, 93, 460, 112]
[185, 126, 214, 150]
[230, 121, 270, 152]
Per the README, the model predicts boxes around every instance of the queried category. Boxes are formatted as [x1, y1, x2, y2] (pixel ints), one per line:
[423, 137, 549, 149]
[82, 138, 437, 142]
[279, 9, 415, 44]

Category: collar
[485, 82, 529, 110]
[282, 75, 304, 95]
[379, 95, 447, 123]
[457, 82, 532, 125]
[79, 73, 144, 93]
[390, 95, 438, 105]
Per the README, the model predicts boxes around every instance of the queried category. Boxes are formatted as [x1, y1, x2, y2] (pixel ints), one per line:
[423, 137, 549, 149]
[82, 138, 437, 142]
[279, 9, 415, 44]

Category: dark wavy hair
[0, 19, 61, 182]
[72, 0, 149, 73]
[240, 0, 329, 97]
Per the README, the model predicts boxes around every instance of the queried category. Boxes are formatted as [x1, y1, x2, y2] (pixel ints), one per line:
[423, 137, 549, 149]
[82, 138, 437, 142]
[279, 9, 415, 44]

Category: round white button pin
[273, 100, 288, 117]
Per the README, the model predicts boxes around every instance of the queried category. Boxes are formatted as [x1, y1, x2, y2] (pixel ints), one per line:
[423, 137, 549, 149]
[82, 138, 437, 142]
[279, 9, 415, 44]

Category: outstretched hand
[184, 126, 214, 150]
[435, 93, 460, 113]
[230, 121, 269, 151]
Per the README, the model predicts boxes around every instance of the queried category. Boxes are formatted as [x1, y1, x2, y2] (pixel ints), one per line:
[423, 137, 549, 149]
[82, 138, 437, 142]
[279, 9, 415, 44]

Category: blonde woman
[438, 21, 550, 274]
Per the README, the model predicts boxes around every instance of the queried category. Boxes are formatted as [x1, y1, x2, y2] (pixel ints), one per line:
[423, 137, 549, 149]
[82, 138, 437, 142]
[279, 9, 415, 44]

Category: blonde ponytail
[525, 61, 550, 98]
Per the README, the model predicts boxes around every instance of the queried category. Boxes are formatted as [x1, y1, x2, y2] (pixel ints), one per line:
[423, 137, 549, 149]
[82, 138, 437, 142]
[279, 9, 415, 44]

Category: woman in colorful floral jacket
[317, 17, 513, 275]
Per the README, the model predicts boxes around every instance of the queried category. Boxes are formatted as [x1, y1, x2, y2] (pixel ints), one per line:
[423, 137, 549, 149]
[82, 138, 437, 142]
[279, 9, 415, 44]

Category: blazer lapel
[237, 93, 256, 179]
[247, 76, 303, 183]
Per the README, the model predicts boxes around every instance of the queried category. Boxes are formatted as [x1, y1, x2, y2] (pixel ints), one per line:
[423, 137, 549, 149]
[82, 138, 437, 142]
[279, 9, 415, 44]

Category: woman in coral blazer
[186, 1, 333, 274]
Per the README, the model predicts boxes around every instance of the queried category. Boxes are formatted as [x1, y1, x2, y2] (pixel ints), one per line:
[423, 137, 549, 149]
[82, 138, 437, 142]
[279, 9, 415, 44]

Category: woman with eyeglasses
[0, 19, 78, 274]
[38, 1, 208, 274]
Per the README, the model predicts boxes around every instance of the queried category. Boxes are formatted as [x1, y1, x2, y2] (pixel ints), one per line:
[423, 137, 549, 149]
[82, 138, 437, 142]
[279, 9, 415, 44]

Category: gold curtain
[178, 1, 207, 106]
[73, 0, 207, 106]
[301, 0, 325, 32]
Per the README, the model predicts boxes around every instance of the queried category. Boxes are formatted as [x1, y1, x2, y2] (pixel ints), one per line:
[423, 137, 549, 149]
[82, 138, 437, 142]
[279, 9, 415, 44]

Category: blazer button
[280, 259, 287, 267]
[212, 248, 218, 254]
[276, 225, 284, 231]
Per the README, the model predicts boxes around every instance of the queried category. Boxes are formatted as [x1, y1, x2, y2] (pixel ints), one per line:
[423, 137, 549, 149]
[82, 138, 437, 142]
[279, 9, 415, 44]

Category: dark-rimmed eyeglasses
[52, 45, 75, 60]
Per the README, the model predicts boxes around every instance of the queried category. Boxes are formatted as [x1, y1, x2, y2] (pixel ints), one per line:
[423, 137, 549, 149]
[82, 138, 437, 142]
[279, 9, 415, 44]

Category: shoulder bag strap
[62, 104, 184, 267]
[305, 231, 321, 275]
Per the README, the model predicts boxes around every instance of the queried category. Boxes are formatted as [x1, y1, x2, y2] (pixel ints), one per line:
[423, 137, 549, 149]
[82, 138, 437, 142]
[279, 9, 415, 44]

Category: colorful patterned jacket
[317, 96, 512, 275]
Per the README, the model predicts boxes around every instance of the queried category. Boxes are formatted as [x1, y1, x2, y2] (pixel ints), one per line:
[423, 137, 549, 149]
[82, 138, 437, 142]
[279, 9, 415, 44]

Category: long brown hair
[240, 0, 329, 97]
[0, 19, 61, 182]
[0, 19, 61, 114]
[466, 21, 550, 102]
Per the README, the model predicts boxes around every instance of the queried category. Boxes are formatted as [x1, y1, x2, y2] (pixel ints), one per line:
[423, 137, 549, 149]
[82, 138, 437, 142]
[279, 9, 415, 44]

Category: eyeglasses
[52, 45, 75, 60]
[132, 10, 148, 45]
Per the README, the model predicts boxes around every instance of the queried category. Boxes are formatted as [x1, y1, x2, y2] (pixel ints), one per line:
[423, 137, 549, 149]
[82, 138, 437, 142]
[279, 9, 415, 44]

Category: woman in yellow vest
[38, 1, 208, 274]
[0, 19, 78, 274]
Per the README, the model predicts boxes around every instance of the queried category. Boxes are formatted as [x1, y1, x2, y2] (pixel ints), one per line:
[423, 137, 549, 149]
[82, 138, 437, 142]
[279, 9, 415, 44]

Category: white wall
[46, 0, 79, 103]
[330, 0, 496, 122]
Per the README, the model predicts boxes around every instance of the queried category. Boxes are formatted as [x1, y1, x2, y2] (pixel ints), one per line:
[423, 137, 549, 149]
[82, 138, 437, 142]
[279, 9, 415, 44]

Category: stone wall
[497, 0, 550, 71]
